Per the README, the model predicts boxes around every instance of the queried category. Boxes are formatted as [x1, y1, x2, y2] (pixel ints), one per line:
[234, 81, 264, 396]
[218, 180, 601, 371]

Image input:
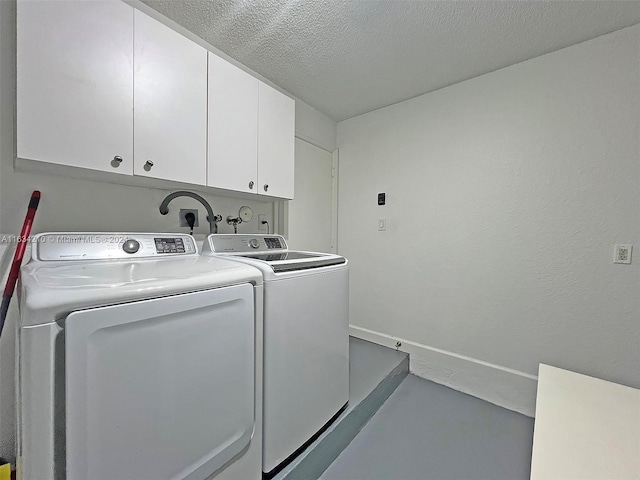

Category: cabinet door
[208, 53, 259, 193]
[134, 10, 207, 185]
[17, 0, 134, 175]
[258, 82, 295, 199]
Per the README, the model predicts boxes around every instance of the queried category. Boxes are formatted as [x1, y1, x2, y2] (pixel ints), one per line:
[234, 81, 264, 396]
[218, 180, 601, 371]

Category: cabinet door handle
[144, 160, 154, 171]
[249, 181, 254, 190]
[111, 155, 123, 168]
[263, 184, 269, 192]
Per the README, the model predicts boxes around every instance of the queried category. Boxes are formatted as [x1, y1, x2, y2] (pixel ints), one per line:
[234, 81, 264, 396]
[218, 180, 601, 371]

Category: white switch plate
[378, 218, 386, 231]
[614, 244, 632, 264]
[258, 214, 267, 231]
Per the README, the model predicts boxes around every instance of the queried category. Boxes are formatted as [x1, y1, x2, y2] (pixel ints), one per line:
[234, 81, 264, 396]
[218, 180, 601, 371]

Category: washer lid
[202, 234, 347, 273]
[236, 251, 346, 272]
[239, 251, 323, 261]
[202, 234, 347, 274]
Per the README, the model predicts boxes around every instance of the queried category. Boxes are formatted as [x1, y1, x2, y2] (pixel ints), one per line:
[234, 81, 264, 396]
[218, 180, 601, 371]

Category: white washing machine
[201, 234, 349, 478]
[17, 233, 264, 480]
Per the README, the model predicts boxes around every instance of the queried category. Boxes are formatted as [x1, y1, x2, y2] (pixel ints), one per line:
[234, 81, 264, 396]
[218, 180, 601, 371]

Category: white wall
[0, 0, 335, 464]
[338, 25, 640, 415]
[295, 101, 337, 152]
[0, 0, 14, 464]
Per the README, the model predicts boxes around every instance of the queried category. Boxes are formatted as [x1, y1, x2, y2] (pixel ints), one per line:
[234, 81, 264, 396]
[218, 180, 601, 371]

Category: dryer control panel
[31, 233, 197, 261]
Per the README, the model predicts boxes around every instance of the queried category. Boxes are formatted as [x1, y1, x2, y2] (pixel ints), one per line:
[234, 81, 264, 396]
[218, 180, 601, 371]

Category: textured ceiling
[140, 0, 640, 121]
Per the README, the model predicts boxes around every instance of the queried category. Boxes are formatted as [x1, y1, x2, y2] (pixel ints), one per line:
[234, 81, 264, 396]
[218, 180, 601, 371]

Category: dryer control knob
[248, 238, 260, 249]
[122, 239, 140, 254]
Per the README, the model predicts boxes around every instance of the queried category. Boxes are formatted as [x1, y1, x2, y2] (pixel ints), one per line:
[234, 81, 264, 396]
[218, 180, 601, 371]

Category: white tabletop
[530, 364, 640, 480]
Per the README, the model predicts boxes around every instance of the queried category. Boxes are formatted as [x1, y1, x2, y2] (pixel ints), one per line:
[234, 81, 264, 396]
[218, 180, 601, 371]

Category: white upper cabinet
[208, 53, 259, 193]
[17, 0, 134, 175]
[133, 10, 207, 185]
[17, 2, 294, 199]
[208, 56, 296, 200]
[258, 82, 295, 199]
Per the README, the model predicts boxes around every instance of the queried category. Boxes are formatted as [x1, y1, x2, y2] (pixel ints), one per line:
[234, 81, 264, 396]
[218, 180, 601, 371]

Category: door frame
[276, 138, 339, 254]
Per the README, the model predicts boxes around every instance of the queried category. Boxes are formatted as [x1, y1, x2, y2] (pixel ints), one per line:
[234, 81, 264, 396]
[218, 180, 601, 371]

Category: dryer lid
[19, 233, 262, 327]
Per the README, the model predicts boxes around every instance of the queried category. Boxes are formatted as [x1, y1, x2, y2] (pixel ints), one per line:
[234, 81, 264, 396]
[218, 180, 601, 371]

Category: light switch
[378, 218, 386, 231]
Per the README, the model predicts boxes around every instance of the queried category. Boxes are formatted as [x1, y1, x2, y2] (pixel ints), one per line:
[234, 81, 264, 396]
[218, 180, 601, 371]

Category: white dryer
[17, 233, 264, 480]
[201, 234, 349, 478]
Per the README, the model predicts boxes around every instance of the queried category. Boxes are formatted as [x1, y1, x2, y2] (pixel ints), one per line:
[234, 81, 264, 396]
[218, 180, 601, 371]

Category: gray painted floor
[348, 338, 408, 406]
[275, 338, 408, 480]
[320, 375, 534, 480]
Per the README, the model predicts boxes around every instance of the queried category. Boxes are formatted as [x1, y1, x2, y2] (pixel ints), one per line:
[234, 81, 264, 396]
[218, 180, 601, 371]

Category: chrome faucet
[159, 191, 222, 233]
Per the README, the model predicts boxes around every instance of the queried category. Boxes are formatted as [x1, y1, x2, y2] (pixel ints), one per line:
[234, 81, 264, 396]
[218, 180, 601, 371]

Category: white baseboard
[350, 325, 538, 417]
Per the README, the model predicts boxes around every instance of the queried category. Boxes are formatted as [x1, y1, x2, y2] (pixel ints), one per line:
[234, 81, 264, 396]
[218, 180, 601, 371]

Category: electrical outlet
[179, 209, 199, 228]
[614, 244, 632, 264]
[258, 214, 267, 231]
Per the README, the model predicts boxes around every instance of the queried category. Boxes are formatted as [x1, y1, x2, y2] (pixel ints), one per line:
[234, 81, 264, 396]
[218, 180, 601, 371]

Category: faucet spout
[159, 191, 222, 233]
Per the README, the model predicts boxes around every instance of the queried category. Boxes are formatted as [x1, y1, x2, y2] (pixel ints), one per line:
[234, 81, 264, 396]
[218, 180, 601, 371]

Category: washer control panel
[205, 234, 288, 254]
[264, 237, 282, 249]
[32, 233, 197, 261]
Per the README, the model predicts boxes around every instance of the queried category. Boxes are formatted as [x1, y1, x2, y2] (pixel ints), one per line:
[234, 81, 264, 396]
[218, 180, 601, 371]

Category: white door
[134, 10, 207, 185]
[286, 139, 335, 253]
[17, 0, 134, 174]
[208, 53, 259, 193]
[65, 285, 255, 480]
[257, 82, 295, 199]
